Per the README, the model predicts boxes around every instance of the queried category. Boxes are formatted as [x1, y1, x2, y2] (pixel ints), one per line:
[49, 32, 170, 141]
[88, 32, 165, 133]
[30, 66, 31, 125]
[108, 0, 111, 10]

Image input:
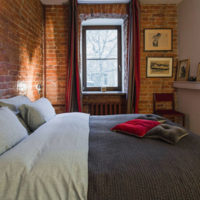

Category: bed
[0, 97, 200, 200]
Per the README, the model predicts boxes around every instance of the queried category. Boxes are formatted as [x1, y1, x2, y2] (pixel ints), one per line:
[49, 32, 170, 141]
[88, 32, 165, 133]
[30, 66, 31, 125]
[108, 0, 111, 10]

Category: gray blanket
[88, 114, 200, 200]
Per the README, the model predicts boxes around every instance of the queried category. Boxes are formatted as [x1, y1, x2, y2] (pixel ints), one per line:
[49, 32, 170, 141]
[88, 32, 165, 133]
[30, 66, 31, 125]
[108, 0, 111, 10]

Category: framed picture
[144, 28, 173, 51]
[176, 59, 190, 81]
[146, 57, 173, 78]
[196, 63, 200, 81]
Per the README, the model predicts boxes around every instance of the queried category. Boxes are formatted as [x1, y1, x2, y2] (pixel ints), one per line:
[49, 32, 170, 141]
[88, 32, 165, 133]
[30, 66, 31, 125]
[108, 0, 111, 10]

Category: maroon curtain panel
[127, 0, 140, 113]
[66, 0, 82, 112]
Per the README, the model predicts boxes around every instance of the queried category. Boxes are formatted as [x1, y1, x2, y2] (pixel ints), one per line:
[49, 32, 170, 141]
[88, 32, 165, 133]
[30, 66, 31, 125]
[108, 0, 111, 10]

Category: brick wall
[0, 2, 177, 113]
[139, 5, 177, 113]
[78, 4, 128, 15]
[44, 3, 177, 114]
[44, 4, 128, 113]
[45, 5, 69, 113]
[0, 0, 44, 100]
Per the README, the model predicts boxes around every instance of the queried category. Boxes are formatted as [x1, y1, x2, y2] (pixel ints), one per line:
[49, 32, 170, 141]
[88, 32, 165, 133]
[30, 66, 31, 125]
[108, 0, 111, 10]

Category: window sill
[82, 91, 126, 96]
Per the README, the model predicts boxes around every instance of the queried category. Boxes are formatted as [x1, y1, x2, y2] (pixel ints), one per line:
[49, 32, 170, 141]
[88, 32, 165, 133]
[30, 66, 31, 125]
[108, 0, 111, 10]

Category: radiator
[87, 103, 122, 115]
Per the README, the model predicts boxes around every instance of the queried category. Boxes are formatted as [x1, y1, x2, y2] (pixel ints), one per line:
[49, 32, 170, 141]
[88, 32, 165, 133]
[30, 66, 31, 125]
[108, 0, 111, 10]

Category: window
[82, 26, 122, 91]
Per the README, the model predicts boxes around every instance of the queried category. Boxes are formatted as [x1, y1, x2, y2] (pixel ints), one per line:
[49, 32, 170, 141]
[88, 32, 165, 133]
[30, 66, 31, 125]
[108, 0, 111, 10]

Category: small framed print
[176, 59, 190, 81]
[196, 63, 200, 81]
[144, 28, 173, 51]
[146, 57, 173, 78]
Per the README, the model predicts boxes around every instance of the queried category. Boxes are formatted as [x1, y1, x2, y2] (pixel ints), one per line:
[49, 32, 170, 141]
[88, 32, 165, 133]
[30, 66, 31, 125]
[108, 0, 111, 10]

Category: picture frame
[146, 57, 173, 78]
[144, 28, 173, 51]
[196, 63, 200, 81]
[176, 59, 190, 81]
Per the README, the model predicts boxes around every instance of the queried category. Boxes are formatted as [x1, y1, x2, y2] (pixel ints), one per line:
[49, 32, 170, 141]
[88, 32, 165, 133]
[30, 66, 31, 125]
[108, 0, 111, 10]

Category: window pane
[86, 29, 118, 59]
[87, 59, 118, 87]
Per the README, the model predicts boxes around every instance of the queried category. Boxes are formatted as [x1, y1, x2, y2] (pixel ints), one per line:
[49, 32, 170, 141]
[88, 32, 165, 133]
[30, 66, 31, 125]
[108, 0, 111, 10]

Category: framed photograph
[144, 28, 173, 51]
[196, 63, 200, 81]
[176, 59, 190, 81]
[146, 57, 173, 78]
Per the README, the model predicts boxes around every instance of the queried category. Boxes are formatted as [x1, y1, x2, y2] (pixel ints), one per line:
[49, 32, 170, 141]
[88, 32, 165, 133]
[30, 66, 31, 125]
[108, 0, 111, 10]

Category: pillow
[137, 114, 166, 124]
[145, 124, 188, 144]
[16, 114, 32, 134]
[111, 119, 161, 137]
[19, 98, 56, 131]
[0, 107, 28, 155]
[0, 96, 31, 113]
[0, 101, 17, 112]
[0, 98, 32, 133]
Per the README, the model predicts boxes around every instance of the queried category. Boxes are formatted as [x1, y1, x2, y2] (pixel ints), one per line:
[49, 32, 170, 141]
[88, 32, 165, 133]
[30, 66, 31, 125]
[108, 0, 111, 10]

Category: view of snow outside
[86, 29, 118, 87]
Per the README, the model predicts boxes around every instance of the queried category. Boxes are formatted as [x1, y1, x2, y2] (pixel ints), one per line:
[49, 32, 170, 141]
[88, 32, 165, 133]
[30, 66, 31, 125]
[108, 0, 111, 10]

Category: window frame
[82, 25, 122, 92]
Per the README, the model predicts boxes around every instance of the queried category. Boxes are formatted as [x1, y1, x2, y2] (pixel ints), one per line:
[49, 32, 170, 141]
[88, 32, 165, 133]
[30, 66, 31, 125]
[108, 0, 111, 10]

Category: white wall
[177, 0, 200, 135]
[178, 0, 200, 76]
[176, 89, 200, 134]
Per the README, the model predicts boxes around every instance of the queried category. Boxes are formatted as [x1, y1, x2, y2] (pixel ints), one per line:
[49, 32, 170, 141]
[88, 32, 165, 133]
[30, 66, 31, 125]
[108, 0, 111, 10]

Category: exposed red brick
[0, 2, 177, 114]
[0, 0, 44, 100]
[139, 5, 177, 113]
[45, 5, 69, 113]
[44, 4, 177, 114]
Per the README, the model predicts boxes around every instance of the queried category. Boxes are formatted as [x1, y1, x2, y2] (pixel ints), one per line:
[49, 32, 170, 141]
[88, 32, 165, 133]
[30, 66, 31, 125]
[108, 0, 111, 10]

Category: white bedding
[0, 112, 90, 200]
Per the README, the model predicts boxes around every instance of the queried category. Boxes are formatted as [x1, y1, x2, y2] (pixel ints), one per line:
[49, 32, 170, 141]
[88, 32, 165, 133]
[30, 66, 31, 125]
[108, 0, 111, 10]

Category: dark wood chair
[153, 93, 185, 126]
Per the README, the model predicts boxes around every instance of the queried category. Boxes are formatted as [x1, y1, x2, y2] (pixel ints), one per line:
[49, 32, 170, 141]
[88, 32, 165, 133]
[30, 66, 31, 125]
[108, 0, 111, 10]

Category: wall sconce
[17, 81, 27, 94]
[36, 84, 42, 95]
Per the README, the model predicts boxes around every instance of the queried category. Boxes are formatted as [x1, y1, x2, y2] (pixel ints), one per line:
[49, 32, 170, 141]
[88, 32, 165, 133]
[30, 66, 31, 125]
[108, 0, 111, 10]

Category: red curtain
[127, 0, 140, 113]
[66, 0, 82, 112]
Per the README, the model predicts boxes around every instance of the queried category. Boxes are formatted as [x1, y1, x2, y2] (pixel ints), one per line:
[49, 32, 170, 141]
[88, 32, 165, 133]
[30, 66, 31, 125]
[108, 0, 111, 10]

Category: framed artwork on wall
[146, 57, 173, 78]
[144, 28, 173, 51]
[176, 59, 190, 81]
[196, 63, 200, 81]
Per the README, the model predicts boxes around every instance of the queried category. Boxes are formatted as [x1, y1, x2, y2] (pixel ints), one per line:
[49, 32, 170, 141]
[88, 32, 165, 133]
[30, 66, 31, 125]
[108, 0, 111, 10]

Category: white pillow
[19, 98, 56, 131]
[0, 107, 28, 155]
[0, 96, 31, 113]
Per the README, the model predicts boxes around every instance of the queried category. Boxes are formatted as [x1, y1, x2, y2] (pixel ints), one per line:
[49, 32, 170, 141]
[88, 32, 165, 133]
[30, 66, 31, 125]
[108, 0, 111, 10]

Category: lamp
[17, 81, 27, 94]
